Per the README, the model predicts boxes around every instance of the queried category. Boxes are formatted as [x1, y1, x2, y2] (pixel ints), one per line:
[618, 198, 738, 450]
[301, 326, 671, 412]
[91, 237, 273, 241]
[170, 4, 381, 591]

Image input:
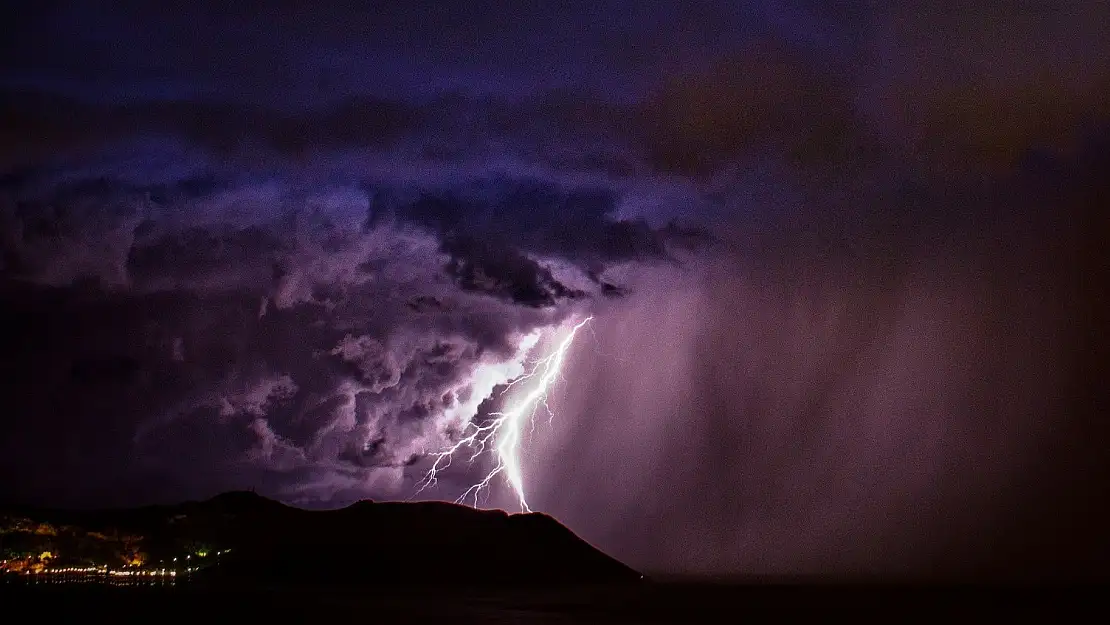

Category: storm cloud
[0, 0, 1106, 582]
[0, 164, 674, 507]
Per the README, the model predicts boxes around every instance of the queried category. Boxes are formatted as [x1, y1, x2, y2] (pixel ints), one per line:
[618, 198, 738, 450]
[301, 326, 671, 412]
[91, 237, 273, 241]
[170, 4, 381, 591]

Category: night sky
[1, 1, 1106, 581]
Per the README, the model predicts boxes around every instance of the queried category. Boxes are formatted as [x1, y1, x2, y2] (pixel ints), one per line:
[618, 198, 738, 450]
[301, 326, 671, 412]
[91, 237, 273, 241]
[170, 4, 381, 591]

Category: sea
[1, 574, 1103, 623]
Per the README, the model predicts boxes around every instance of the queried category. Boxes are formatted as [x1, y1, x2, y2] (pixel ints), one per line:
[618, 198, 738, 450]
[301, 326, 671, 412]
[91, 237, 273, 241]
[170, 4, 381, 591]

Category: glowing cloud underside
[418, 316, 592, 512]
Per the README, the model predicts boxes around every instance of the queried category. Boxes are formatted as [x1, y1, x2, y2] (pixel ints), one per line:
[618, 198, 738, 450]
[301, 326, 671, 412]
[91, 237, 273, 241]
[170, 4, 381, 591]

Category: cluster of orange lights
[3, 549, 227, 579]
[17, 565, 201, 576]
[24, 567, 201, 577]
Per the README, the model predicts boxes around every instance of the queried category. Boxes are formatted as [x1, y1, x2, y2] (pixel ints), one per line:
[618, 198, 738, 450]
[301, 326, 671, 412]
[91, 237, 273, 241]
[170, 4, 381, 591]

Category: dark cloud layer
[0, 170, 656, 506]
[1, 0, 1107, 581]
[0, 90, 423, 162]
[441, 234, 586, 307]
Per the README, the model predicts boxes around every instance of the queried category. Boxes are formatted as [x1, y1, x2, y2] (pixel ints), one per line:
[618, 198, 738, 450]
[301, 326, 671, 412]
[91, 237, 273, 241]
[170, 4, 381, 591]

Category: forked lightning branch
[417, 316, 593, 512]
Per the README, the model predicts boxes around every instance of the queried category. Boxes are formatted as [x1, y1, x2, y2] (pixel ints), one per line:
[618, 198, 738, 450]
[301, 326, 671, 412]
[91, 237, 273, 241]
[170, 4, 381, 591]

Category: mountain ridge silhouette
[1, 491, 642, 587]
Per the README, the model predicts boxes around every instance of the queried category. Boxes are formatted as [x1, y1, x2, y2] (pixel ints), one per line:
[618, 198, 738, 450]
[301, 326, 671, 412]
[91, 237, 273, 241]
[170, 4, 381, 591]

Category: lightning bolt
[417, 316, 592, 512]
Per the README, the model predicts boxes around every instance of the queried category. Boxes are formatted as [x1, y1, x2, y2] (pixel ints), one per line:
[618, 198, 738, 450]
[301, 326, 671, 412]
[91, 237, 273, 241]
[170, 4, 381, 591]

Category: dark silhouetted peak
[338, 498, 376, 511]
[2, 492, 640, 587]
[202, 490, 280, 509]
[201, 496, 639, 587]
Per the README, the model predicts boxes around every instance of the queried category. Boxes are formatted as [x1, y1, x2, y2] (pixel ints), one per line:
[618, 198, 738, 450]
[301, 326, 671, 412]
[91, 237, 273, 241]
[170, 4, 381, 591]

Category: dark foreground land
[2, 579, 1107, 624]
[0, 492, 639, 585]
[3, 493, 1105, 622]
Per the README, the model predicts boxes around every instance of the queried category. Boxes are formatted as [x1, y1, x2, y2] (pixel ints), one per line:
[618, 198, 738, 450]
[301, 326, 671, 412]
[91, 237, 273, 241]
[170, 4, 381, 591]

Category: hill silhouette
[0, 492, 641, 587]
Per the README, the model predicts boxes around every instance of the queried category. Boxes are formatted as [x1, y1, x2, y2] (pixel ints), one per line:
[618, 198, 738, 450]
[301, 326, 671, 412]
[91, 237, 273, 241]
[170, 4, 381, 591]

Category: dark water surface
[1, 578, 1105, 623]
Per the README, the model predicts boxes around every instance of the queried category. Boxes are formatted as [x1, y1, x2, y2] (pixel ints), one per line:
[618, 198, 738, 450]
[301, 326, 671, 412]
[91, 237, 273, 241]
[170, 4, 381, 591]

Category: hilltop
[0, 492, 641, 586]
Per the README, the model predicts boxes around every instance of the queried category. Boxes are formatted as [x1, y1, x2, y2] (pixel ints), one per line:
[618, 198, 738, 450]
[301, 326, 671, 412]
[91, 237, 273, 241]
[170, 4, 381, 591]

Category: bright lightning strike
[417, 316, 592, 512]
